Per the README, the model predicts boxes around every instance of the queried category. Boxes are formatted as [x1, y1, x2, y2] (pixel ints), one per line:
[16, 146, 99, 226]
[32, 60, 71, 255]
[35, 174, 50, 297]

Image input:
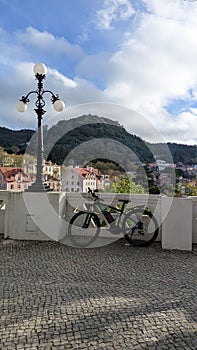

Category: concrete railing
[0, 191, 196, 250]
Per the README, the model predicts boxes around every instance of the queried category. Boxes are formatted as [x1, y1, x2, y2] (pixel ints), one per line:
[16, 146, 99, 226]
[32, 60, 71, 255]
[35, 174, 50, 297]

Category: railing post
[161, 197, 192, 251]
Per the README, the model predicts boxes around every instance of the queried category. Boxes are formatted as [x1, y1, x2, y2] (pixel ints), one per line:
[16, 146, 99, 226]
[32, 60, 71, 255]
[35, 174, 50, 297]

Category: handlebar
[88, 187, 99, 199]
[87, 187, 128, 213]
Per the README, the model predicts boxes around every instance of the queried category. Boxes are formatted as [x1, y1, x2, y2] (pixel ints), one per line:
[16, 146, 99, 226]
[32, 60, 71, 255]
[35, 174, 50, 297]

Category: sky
[1, 0, 197, 144]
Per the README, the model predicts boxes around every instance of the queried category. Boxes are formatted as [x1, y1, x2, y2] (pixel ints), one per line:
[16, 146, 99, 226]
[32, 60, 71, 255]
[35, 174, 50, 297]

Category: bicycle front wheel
[68, 212, 101, 248]
[123, 207, 159, 247]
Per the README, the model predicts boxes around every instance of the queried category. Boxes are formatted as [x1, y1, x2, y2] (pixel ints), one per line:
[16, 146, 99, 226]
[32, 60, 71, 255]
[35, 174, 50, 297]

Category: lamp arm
[42, 90, 60, 103]
[20, 90, 38, 104]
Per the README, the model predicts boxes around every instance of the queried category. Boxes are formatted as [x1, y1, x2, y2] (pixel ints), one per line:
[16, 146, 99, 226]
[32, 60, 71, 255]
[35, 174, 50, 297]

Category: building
[62, 166, 82, 192]
[0, 161, 61, 192]
[44, 161, 61, 180]
[61, 166, 110, 192]
[43, 161, 61, 191]
[62, 166, 97, 192]
[97, 174, 111, 191]
[156, 159, 176, 171]
[0, 167, 32, 191]
[23, 158, 62, 191]
[44, 174, 61, 192]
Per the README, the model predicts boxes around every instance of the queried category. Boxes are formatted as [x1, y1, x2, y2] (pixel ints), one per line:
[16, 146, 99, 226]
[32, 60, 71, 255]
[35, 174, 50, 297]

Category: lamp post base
[26, 181, 52, 192]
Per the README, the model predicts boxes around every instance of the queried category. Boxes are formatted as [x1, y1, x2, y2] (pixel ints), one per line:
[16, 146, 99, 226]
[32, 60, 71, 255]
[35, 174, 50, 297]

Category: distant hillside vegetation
[0, 127, 34, 153]
[45, 115, 154, 165]
[150, 142, 197, 165]
[0, 115, 197, 165]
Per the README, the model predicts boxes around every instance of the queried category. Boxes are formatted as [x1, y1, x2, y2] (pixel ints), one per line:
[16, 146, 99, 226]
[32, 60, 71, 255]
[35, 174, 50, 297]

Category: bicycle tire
[122, 207, 159, 247]
[68, 211, 101, 248]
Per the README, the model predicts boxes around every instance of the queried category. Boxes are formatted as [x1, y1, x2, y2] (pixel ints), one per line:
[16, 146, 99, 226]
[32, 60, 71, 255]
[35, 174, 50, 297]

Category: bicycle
[66, 188, 159, 248]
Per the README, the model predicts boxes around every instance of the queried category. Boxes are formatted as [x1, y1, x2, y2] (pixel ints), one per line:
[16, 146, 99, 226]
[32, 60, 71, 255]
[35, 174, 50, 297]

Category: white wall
[4, 192, 65, 241]
[189, 196, 197, 244]
[0, 191, 8, 233]
[161, 197, 192, 251]
[0, 191, 196, 250]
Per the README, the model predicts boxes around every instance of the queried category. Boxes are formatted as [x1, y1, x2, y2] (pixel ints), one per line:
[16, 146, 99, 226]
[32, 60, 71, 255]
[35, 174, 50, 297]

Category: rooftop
[0, 167, 29, 182]
[0, 236, 196, 349]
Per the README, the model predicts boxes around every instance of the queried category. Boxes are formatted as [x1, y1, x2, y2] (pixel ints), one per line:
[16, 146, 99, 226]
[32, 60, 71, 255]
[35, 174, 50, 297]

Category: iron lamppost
[16, 63, 65, 192]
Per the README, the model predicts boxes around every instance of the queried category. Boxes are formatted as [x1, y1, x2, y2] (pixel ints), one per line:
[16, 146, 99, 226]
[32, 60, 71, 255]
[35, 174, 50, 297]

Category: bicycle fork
[82, 213, 92, 228]
[82, 213, 99, 228]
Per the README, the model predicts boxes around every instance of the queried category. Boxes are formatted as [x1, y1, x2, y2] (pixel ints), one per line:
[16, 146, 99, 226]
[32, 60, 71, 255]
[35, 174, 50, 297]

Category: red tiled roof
[73, 167, 97, 179]
[0, 167, 29, 182]
[74, 168, 90, 179]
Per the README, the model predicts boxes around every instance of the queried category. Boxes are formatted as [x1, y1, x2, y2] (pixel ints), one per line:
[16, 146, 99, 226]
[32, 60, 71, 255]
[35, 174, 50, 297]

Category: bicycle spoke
[68, 212, 100, 248]
[123, 208, 159, 246]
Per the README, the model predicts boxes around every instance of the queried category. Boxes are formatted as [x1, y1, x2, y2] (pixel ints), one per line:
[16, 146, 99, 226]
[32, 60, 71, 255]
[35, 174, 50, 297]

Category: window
[18, 184, 21, 189]
[10, 184, 14, 190]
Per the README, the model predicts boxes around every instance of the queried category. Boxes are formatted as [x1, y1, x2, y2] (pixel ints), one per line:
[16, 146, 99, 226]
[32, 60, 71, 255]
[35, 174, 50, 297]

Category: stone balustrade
[0, 191, 196, 250]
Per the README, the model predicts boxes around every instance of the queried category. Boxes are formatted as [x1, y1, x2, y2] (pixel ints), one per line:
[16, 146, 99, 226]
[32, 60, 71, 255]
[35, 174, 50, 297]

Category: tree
[134, 165, 160, 194]
[185, 183, 197, 196]
[106, 175, 146, 194]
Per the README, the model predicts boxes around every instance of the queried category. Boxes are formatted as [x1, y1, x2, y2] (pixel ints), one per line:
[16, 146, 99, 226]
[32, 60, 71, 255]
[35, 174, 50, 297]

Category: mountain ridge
[0, 115, 197, 165]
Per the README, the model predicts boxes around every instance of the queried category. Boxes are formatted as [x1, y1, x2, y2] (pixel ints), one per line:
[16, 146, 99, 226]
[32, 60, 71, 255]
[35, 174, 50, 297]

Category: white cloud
[1, 62, 105, 130]
[160, 111, 197, 145]
[2, 1, 197, 145]
[106, 14, 197, 101]
[16, 27, 83, 59]
[96, 0, 135, 29]
[143, 0, 197, 20]
[96, 0, 197, 143]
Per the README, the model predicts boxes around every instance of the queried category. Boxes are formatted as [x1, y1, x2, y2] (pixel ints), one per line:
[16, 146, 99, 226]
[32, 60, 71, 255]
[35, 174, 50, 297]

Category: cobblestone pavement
[0, 236, 197, 350]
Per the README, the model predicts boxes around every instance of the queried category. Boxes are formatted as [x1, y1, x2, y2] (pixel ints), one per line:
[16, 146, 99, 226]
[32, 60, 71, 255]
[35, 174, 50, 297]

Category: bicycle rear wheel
[123, 207, 159, 247]
[68, 211, 101, 248]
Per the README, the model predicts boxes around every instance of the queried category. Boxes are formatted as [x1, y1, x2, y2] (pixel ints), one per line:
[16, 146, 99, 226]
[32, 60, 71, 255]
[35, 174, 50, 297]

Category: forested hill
[0, 115, 154, 164]
[0, 115, 197, 165]
[149, 142, 197, 165]
[45, 115, 154, 165]
[0, 127, 34, 153]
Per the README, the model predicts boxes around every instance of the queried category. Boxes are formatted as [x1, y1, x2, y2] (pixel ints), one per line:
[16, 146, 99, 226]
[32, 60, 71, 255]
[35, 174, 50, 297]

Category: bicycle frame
[68, 189, 159, 247]
[67, 188, 159, 247]
[86, 189, 129, 230]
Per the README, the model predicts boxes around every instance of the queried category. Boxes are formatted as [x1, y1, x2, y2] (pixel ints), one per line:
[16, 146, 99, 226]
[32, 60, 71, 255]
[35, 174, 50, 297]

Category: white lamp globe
[33, 63, 47, 76]
[53, 99, 65, 112]
[16, 101, 27, 112]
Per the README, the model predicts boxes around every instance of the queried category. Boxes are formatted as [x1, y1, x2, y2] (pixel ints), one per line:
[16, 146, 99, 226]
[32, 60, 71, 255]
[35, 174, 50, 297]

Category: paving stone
[0, 236, 196, 349]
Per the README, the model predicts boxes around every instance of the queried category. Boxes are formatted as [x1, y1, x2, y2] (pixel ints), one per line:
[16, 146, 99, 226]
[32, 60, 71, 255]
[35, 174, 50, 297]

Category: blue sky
[1, 0, 197, 144]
